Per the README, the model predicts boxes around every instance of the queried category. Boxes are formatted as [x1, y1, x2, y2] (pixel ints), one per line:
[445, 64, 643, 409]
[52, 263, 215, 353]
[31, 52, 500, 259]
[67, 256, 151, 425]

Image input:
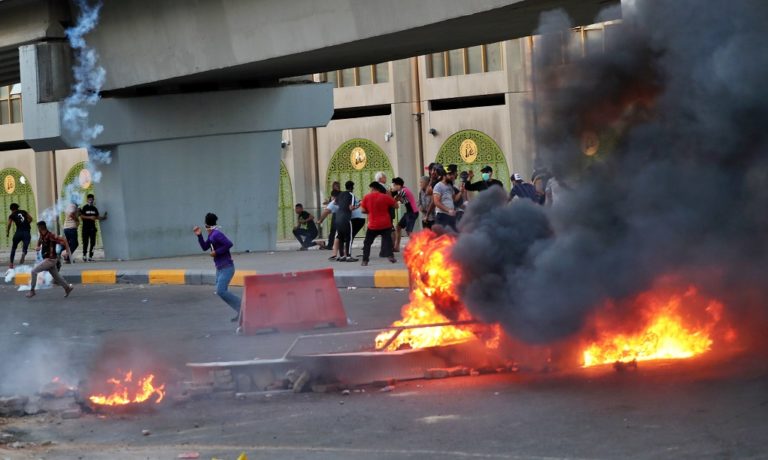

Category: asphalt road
[1, 284, 767, 460]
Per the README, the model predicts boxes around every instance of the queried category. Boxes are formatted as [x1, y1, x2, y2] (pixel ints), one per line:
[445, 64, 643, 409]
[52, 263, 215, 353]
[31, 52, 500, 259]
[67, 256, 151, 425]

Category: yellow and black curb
[11, 269, 409, 289]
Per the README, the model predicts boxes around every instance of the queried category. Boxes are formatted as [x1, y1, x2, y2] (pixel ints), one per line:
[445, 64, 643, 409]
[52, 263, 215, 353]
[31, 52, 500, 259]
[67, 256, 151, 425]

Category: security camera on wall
[384, 132, 393, 142]
[281, 139, 290, 149]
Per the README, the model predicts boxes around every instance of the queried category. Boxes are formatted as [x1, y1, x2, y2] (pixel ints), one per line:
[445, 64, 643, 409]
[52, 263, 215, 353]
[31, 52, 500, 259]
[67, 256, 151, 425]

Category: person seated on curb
[26, 221, 73, 299]
[292, 203, 320, 250]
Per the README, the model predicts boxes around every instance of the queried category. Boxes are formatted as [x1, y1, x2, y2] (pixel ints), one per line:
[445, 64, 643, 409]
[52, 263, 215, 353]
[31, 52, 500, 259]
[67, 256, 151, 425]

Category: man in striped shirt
[26, 221, 73, 298]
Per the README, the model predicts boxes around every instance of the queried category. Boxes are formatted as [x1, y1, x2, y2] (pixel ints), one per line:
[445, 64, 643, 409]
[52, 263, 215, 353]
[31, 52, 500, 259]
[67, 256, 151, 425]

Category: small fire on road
[88, 370, 166, 406]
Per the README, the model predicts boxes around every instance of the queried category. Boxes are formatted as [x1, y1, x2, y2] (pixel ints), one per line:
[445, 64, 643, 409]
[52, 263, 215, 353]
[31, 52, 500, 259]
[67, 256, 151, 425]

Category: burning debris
[374, 230, 501, 352]
[581, 286, 736, 367]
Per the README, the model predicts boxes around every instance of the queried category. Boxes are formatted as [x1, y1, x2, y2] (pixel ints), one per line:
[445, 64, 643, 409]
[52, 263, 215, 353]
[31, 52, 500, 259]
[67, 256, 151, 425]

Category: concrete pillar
[98, 132, 280, 259]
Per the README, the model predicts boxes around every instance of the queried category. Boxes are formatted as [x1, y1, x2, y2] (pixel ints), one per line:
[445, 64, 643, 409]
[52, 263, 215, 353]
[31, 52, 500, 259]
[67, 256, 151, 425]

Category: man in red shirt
[26, 221, 73, 298]
[360, 182, 400, 266]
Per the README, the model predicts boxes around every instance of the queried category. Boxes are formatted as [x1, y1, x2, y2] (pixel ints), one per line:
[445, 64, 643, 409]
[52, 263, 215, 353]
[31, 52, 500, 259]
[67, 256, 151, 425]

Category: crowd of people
[292, 163, 558, 264]
[5, 194, 107, 298]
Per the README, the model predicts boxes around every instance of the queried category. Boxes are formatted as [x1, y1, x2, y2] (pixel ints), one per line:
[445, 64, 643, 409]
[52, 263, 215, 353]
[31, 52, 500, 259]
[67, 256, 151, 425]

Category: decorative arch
[435, 129, 511, 189]
[324, 138, 394, 232]
[61, 161, 101, 247]
[1, 168, 37, 248]
[277, 161, 294, 241]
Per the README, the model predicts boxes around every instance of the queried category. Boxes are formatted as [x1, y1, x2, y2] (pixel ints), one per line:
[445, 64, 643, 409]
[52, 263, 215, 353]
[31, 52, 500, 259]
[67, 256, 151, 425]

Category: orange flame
[582, 287, 734, 367]
[375, 231, 499, 351]
[88, 370, 166, 406]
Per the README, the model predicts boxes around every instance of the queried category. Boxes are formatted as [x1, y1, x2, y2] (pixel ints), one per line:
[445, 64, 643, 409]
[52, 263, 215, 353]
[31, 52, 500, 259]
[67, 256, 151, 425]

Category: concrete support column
[391, 102, 419, 188]
[98, 132, 280, 259]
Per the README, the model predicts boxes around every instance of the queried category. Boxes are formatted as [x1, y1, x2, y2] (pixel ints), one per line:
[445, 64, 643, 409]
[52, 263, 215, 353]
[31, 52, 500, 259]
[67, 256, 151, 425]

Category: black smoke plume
[454, 0, 768, 344]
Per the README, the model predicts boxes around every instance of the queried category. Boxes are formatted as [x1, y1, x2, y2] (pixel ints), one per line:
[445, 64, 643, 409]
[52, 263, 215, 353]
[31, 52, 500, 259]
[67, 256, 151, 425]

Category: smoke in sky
[454, 0, 768, 344]
[41, 0, 110, 224]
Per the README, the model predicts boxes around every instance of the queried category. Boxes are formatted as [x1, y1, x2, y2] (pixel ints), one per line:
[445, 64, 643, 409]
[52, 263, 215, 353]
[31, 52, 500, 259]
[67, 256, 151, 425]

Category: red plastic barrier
[239, 268, 347, 334]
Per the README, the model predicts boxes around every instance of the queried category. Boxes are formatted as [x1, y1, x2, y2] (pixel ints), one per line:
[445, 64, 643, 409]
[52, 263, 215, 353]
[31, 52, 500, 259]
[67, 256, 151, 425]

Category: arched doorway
[276, 161, 294, 241]
[1, 168, 37, 248]
[61, 161, 102, 248]
[435, 129, 511, 189]
[324, 138, 394, 233]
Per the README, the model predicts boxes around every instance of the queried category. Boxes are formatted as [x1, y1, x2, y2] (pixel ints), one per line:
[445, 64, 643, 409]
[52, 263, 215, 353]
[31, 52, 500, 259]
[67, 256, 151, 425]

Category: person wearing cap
[194, 213, 241, 322]
[466, 165, 504, 192]
[509, 173, 540, 203]
[433, 166, 460, 231]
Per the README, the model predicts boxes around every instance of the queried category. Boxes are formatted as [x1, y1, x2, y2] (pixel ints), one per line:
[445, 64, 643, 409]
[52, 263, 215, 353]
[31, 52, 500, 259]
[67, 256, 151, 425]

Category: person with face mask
[466, 165, 504, 192]
[193, 212, 241, 323]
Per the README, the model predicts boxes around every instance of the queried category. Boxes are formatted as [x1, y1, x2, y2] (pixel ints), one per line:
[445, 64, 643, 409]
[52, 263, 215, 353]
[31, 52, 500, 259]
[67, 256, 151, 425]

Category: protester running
[194, 213, 241, 322]
[26, 221, 73, 298]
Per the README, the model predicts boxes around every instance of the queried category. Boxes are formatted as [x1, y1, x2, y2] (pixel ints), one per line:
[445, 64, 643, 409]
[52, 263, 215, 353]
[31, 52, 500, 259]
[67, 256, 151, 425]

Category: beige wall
[0, 146, 88, 221]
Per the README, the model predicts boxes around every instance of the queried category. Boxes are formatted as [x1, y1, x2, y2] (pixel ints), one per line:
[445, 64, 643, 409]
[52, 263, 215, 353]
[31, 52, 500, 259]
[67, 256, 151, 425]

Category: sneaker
[298, 247, 308, 251]
[328, 255, 337, 261]
[388, 256, 397, 263]
[25, 290, 35, 298]
[64, 284, 74, 298]
[337, 256, 348, 262]
[361, 261, 368, 266]
[346, 257, 359, 262]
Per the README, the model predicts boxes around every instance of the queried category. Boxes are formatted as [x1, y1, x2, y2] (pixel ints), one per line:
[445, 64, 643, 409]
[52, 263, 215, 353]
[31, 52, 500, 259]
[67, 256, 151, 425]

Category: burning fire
[88, 371, 166, 406]
[582, 287, 735, 367]
[375, 231, 499, 351]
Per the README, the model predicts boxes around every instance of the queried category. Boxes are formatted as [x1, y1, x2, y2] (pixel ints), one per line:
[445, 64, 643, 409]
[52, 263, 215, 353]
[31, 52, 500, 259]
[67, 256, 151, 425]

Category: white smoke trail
[40, 0, 109, 225]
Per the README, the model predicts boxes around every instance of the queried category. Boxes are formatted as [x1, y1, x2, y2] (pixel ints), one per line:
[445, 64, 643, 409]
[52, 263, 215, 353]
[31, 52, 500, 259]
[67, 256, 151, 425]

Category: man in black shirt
[79, 194, 107, 261]
[292, 203, 319, 250]
[334, 186, 356, 262]
[466, 165, 504, 192]
[6, 203, 34, 268]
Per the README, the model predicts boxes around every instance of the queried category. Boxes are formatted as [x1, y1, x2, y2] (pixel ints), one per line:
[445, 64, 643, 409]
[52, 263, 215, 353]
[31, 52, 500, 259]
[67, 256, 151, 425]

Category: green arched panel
[1, 168, 37, 248]
[277, 161, 294, 241]
[61, 161, 102, 247]
[435, 129, 511, 189]
[324, 138, 394, 233]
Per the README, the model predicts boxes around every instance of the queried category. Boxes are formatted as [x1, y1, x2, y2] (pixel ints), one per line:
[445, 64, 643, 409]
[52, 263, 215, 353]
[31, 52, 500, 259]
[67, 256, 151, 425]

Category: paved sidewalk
[3, 240, 410, 288]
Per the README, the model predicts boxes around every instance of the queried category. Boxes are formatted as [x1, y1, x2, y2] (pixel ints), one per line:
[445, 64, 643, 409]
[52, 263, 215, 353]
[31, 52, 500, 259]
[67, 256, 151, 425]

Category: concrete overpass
[1, 0, 620, 259]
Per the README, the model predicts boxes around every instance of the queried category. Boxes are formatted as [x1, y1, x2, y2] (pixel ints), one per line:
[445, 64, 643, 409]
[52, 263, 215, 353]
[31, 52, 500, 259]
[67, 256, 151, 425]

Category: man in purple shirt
[193, 213, 241, 322]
